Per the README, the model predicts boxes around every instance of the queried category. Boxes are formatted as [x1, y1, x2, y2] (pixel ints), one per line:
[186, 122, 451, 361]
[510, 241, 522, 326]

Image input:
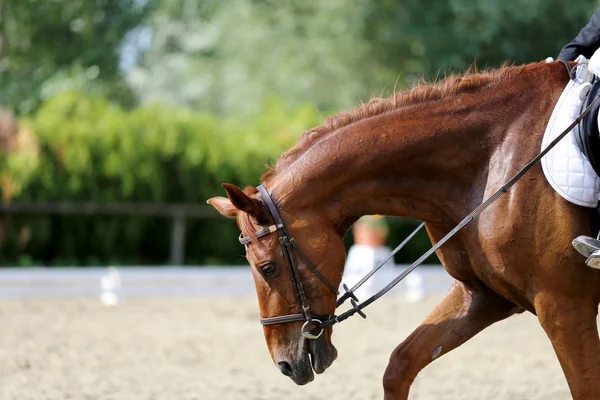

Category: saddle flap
[541, 59, 600, 208]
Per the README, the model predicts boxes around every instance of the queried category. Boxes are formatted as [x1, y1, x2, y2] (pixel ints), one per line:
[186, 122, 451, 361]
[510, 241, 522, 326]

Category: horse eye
[261, 263, 277, 278]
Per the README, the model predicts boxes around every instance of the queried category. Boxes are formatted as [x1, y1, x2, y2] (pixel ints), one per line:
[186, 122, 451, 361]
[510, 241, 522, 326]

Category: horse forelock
[262, 61, 549, 185]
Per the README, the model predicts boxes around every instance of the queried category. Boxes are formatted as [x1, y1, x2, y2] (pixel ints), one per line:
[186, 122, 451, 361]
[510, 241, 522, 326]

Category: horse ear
[207, 196, 238, 218]
[221, 183, 261, 217]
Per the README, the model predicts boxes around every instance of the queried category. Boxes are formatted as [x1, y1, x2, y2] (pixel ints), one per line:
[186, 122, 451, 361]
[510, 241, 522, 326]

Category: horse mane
[262, 61, 544, 182]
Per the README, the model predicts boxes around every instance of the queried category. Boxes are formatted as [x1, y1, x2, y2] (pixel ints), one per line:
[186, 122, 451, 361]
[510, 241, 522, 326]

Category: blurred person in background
[341, 215, 394, 301]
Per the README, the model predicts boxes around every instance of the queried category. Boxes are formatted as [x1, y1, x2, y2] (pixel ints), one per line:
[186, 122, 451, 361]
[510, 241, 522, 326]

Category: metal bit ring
[301, 319, 323, 340]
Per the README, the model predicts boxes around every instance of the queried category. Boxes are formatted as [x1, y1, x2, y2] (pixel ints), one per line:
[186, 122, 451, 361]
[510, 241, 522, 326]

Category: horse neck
[269, 63, 568, 227]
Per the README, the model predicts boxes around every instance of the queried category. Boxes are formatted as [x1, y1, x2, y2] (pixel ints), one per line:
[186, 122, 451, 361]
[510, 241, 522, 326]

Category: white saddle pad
[541, 62, 600, 208]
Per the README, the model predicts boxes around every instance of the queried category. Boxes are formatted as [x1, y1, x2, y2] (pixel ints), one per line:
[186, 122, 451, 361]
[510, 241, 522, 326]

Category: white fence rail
[0, 266, 453, 299]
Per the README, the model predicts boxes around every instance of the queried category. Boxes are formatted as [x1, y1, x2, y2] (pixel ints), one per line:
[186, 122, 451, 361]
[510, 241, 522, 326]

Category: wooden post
[170, 212, 186, 265]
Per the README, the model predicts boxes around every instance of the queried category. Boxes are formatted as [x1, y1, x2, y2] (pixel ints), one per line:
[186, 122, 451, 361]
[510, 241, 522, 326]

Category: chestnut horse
[208, 61, 600, 399]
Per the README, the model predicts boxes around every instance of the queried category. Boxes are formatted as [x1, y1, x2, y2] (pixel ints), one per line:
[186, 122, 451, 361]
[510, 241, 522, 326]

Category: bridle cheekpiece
[238, 184, 339, 340]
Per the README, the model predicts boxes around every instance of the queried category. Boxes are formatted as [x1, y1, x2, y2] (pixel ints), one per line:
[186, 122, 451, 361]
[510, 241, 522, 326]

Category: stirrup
[572, 235, 600, 258]
[586, 250, 600, 270]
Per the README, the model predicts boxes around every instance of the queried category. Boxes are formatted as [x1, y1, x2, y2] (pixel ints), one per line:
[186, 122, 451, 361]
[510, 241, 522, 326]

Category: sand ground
[0, 295, 574, 400]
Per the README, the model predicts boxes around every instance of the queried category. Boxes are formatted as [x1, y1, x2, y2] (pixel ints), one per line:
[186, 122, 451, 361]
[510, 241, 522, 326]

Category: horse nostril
[278, 361, 293, 377]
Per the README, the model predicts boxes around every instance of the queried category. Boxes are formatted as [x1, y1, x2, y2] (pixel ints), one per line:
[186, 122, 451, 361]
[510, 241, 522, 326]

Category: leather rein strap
[244, 64, 600, 335]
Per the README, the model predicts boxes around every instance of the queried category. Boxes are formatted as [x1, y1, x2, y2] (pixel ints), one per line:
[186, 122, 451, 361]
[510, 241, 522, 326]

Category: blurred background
[0, 2, 597, 399]
[1, 0, 598, 269]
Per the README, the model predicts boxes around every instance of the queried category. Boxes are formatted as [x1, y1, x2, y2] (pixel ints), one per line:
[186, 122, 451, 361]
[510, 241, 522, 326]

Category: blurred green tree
[0, 0, 150, 114]
[364, 0, 600, 83]
[128, 0, 392, 115]
[131, 0, 600, 115]
[0, 91, 324, 266]
[4, 1, 600, 266]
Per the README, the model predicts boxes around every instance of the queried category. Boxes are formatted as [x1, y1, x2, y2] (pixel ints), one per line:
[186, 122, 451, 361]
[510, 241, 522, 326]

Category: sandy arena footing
[0, 295, 574, 400]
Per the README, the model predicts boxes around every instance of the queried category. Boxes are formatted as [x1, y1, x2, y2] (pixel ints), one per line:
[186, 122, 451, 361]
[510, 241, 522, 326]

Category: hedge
[0, 92, 436, 266]
[0, 92, 322, 266]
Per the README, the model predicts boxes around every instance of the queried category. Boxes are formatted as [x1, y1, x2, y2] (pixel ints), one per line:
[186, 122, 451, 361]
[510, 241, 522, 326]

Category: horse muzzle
[275, 333, 337, 385]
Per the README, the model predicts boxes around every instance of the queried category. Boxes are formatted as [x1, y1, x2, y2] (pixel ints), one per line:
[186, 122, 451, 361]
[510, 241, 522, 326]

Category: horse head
[208, 183, 346, 384]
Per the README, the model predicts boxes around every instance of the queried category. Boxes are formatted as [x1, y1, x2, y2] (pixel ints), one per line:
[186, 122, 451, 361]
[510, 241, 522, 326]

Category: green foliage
[0, 91, 322, 266]
[364, 0, 600, 83]
[4, 1, 600, 266]
[129, 0, 390, 115]
[132, 0, 600, 116]
[0, 0, 149, 114]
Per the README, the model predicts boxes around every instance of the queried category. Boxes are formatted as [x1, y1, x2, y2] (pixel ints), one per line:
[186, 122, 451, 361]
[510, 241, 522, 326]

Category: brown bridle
[239, 184, 339, 339]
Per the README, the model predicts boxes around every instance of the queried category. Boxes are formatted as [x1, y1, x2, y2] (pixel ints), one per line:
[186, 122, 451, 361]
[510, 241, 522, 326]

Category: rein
[243, 64, 600, 339]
